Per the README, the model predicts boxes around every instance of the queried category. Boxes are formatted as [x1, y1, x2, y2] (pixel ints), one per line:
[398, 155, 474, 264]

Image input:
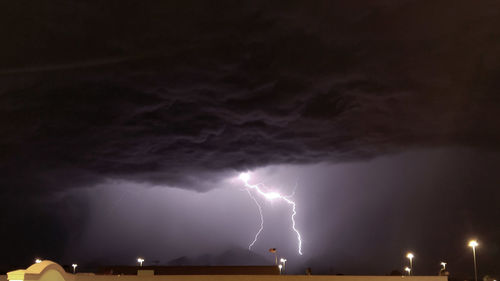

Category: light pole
[468, 240, 479, 281]
[137, 258, 145, 267]
[72, 264, 78, 274]
[440, 262, 447, 270]
[406, 253, 414, 275]
[280, 258, 287, 274]
[404, 267, 411, 276]
[278, 264, 283, 274]
[269, 248, 277, 265]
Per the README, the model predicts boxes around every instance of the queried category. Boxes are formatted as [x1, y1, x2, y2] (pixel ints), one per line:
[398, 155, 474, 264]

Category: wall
[39, 269, 67, 281]
[73, 275, 447, 281]
[5, 261, 448, 281]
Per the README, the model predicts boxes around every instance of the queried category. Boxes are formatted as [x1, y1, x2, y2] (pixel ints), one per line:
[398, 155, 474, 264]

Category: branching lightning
[246, 189, 264, 250]
[239, 172, 303, 255]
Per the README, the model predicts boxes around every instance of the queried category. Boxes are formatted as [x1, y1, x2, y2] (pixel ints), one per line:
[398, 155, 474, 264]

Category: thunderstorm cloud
[1, 1, 500, 275]
[1, 1, 500, 194]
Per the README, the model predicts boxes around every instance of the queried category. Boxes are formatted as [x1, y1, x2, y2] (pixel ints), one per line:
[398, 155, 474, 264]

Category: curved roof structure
[7, 260, 74, 281]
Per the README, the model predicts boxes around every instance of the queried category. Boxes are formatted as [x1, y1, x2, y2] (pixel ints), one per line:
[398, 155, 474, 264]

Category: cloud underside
[1, 0, 500, 192]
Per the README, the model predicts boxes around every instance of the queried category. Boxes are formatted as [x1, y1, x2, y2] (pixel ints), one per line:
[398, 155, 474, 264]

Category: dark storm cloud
[1, 0, 500, 194]
[1, 1, 500, 275]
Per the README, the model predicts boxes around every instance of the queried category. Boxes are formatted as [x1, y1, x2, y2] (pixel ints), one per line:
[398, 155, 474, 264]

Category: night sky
[1, 0, 500, 278]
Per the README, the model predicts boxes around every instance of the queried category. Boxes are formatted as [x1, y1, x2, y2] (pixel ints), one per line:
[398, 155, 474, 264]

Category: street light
[468, 240, 479, 281]
[72, 264, 78, 274]
[137, 258, 145, 267]
[35, 259, 42, 264]
[404, 267, 411, 276]
[440, 262, 447, 270]
[278, 264, 283, 274]
[406, 253, 414, 275]
[280, 258, 287, 274]
[269, 248, 277, 265]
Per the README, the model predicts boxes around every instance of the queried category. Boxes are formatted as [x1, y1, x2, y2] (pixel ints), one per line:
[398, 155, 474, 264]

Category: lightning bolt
[246, 189, 264, 250]
[239, 172, 303, 255]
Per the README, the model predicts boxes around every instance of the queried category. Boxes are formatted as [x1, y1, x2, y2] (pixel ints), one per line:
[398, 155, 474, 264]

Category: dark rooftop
[98, 265, 280, 275]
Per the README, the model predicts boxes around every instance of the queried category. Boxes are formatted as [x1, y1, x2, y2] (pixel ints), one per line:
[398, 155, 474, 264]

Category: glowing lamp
[468, 240, 479, 281]
[468, 240, 478, 248]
